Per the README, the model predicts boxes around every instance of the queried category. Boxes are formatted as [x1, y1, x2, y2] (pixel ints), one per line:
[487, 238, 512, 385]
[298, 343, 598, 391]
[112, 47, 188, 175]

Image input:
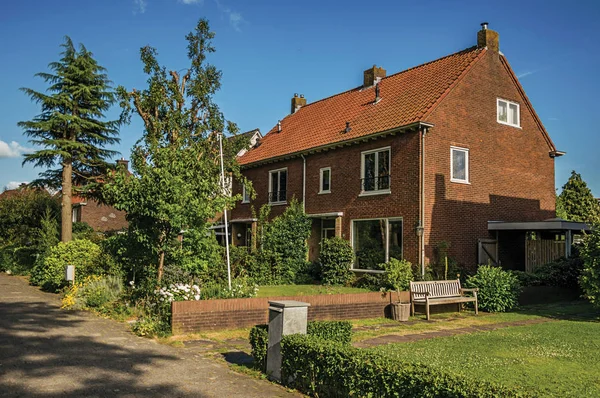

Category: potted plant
[382, 258, 413, 322]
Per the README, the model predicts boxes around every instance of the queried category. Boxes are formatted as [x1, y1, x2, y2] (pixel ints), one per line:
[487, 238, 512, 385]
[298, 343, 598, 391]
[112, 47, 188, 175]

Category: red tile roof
[239, 46, 486, 166]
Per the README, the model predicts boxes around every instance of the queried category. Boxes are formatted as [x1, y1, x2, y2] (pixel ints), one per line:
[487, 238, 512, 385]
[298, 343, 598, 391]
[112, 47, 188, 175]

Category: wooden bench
[410, 280, 478, 321]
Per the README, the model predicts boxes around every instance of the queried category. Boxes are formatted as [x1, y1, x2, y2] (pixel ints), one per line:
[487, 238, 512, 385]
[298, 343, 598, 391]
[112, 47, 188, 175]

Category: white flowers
[155, 283, 202, 303]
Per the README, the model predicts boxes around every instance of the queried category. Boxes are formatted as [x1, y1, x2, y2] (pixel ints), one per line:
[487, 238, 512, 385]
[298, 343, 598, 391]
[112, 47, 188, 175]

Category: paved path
[0, 274, 298, 398]
[354, 318, 553, 348]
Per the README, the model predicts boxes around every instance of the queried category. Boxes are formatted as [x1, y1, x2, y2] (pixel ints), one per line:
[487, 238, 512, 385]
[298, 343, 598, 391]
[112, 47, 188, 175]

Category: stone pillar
[266, 300, 310, 382]
[335, 216, 342, 237]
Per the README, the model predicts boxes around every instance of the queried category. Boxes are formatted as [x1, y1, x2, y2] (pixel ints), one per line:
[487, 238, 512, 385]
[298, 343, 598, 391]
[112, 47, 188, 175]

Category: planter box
[390, 302, 411, 322]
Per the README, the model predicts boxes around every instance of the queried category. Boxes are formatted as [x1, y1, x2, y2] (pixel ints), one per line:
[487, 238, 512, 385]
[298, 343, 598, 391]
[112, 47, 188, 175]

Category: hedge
[249, 320, 352, 372]
[281, 334, 534, 398]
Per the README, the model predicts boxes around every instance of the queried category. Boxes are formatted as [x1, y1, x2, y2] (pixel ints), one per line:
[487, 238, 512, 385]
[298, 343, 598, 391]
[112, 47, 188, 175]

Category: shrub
[30, 239, 107, 292]
[62, 275, 123, 310]
[381, 258, 412, 293]
[580, 228, 600, 307]
[514, 256, 584, 290]
[131, 315, 171, 338]
[319, 237, 354, 286]
[465, 265, 521, 312]
[281, 334, 532, 398]
[353, 272, 385, 291]
[249, 320, 353, 372]
[200, 276, 259, 300]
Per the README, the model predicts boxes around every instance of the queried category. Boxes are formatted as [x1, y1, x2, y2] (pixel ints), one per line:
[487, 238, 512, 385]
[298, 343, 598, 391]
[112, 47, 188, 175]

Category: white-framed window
[269, 168, 287, 204]
[321, 218, 336, 240]
[72, 206, 81, 223]
[319, 167, 331, 194]
[242, 184, 250, 203]
[450, 146, 469, 184]
[497, 98, 520, 127]
[360, 146, 391, 194]
[351, 217, 403, 271]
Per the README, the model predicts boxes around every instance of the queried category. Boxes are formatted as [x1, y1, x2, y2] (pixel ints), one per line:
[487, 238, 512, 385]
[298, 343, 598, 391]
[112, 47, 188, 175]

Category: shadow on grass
[222, 350, 254, 366]
[515, 299, 600, 322]
[0, 301, 208, 397]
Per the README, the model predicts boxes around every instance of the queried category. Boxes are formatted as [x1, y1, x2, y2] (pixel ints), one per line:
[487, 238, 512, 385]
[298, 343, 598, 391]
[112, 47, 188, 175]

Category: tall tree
[556, 170, 600, 225]
[103, 19, 245, 281]
[19, 37, 120, 242]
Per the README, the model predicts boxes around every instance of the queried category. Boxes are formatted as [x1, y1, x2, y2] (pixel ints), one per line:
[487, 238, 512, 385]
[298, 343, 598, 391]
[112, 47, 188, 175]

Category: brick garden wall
[171, 291, 410, 335]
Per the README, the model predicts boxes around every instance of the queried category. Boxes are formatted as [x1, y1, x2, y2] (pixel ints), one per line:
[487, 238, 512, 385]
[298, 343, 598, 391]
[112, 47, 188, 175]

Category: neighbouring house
[230, 23, 581, 274]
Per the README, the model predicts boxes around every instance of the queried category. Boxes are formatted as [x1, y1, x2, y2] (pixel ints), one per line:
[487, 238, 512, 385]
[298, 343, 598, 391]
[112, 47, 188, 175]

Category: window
[497, 98, 520, 127]
[361, 147, 390, 194]
[319, 167, 331, 194]
[72, 206, 81, 223]
[242, 184, 250, 203]
[321, 218, 336, 240]
[352, 218, 403, 270]
[269, 168, 287, 204]
[451, 146, 469, 184]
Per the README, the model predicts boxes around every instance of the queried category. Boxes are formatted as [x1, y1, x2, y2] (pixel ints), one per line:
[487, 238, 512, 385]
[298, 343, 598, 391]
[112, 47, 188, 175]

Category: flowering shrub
[156, 283, 201, 303]
[61, 275, 123, 310]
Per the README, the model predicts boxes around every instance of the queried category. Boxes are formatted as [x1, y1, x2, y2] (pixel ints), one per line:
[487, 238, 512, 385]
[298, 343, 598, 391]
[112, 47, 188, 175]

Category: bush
[200, 276, 259, 300]
[281, 334, 532, 398]
[580, 229, 600, 307]
[319, 237, 354, 286]
[380, 258, 412, 292]
[513, 256, 584, 290]
[465, 265, 521, 312]
[352, 272, 386, 291]
[30, 239, 108, 292]
[249, 320, 353, 372]
[62, 275, 123, 310]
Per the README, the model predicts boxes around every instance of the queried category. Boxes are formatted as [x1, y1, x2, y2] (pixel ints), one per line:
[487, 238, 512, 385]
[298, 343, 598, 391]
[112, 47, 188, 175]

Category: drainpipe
[420, 126, 428, 277]
[301, 154, 306, 211]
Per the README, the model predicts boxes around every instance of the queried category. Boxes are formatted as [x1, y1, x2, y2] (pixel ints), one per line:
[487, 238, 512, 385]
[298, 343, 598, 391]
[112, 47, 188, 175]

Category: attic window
[497, 99, 520, 128]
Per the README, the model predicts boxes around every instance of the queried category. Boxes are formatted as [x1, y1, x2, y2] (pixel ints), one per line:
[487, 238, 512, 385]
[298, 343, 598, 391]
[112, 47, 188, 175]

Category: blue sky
[1, 0, 599, 196]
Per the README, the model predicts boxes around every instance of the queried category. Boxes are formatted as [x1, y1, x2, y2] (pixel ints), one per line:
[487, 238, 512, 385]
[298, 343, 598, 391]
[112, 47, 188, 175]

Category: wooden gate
[525, 239, 566, 272]
[478, 239, 498, 266]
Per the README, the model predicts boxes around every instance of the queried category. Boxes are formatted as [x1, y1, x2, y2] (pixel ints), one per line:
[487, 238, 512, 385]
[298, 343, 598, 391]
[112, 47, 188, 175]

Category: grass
[256, 284, 369, 297]
[369, 301, 600, 397]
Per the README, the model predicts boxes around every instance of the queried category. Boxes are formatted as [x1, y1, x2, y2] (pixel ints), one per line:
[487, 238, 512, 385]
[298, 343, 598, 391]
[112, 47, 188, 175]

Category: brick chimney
[477, 22, 499, 52]
[291, 93, 306, 114]
[116, 158, 129, 170]
[364, 65, 386, 87]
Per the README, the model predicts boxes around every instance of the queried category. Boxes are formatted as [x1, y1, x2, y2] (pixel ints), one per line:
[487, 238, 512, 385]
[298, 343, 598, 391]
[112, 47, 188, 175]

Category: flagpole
[217, 132, 232, 291]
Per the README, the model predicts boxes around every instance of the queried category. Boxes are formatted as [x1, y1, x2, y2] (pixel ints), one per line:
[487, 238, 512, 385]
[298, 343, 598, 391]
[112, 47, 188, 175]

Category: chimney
[291, 93, 306, 114]
[364, 65, 386, 87]
[116, 157, 129, 170]
[477, 22, 499, 52]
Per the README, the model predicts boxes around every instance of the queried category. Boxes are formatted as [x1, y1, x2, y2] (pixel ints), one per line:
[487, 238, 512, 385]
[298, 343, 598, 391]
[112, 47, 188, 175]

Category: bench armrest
[460, 288, 478, 295]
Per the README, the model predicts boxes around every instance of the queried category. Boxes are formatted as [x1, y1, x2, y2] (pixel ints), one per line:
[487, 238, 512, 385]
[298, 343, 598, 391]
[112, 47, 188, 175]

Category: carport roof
[488, 218, 590, 232]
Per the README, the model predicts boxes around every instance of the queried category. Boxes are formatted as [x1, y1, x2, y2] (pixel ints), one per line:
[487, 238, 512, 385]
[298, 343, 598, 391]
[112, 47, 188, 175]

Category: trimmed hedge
[281, 334, 534, 398]
[249, 320, 352, 371]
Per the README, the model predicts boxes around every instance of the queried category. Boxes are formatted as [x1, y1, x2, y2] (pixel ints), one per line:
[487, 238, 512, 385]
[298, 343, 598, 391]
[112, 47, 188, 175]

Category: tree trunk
[61, 159, 73, 242]
[158, 250, 165, 281]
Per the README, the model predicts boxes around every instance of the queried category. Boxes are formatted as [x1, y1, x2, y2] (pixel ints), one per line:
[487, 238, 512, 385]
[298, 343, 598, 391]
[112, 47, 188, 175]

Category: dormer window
[497, 98, 520, 127]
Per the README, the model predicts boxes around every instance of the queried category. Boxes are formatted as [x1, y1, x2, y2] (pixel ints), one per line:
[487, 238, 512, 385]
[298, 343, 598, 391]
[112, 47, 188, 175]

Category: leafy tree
[19, 37, 120, 242]
[103, 19, 243, 281]
[580, 228, 600, 307]
[556, 171, 600, 225]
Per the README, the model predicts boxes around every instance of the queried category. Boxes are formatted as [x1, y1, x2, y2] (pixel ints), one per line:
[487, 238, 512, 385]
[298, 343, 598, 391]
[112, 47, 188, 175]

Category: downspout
[301, 154, 306, 211]
[420, 126, 428, 277]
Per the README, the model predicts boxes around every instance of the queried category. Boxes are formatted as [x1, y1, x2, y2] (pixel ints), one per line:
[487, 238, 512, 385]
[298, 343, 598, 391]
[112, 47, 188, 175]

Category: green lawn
[256, 284, 369, 297]
[370, 302, 600, 397]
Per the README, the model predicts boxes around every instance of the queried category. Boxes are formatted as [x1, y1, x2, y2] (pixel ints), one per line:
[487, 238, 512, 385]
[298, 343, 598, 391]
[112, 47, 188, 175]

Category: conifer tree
[556, 170, 600, 225]
[19, 37, 120, 242]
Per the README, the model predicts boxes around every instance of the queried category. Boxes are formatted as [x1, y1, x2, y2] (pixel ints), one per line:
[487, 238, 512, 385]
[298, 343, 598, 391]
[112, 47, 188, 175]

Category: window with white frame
[352, 218, 403, 270]
[242, 184, 250, 203]
[72, 206, 81, 223]
[321, 218, 336, 240]
[497, 98, 520, 127]
[269, 168, 287, 204]
[451, 146, 469, 184]
[319, 167, 331, 194]
[361, 147, 390, 193]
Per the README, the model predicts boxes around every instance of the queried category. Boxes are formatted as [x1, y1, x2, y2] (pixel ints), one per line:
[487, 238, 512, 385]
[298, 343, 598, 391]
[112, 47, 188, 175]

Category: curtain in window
[452, 150, 466, 181]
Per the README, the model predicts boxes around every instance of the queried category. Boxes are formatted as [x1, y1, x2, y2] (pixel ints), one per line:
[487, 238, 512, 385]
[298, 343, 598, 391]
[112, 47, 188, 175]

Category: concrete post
[266, 300, 310, 382]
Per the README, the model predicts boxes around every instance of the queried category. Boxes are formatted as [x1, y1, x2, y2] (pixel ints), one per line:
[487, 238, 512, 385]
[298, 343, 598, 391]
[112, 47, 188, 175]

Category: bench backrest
[410, 280, 461, 299]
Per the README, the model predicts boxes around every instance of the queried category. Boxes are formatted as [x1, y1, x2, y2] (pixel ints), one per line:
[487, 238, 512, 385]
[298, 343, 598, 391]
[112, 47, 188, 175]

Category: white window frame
[319, 167, 331, 194]
[450, 146, 470, 184]
[242, 184, 250, 203]
[72, 206, 81, 223]
[321, 218, 336, 240]
[497, 98, 521, 128]
[269, 167, 288, 205]
[360, 146, 391, 196]
[350, 217, 403, 273]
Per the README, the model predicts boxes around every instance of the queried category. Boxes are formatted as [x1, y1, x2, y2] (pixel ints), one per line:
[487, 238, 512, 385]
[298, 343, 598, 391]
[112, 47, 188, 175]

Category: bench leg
[475, 297, 478, 315]
[426, 303, 430, 321]
[457, 303, 461, 313]
[411, 300, 415, 316]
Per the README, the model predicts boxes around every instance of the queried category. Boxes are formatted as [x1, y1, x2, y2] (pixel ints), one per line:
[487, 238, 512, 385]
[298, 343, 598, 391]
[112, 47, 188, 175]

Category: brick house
[230, 24, 566, 274]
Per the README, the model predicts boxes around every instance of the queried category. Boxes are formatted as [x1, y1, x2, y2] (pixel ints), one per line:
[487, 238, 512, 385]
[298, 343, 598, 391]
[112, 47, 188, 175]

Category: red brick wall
[80, 199, 128, 232]
[171, 291, 409, 334]
[423, 51, 556, 267]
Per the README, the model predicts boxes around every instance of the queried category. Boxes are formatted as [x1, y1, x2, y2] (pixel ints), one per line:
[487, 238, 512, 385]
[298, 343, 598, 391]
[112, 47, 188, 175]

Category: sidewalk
[0, 273, 299, 398]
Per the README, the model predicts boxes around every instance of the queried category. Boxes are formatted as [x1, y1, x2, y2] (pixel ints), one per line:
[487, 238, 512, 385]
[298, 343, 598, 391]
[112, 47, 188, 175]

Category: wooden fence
[525, 239, 566, 272]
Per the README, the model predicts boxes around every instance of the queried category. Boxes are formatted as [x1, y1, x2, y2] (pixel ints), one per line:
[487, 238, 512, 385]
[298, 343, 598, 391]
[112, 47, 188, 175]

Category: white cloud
[0, 140, 29, 158]
[229, 12, 243, 32]
[517, 70, 537, 79]
[4, 181, 28, 191]
[180, 0, 204, 4]
[133, 0, 147, 14]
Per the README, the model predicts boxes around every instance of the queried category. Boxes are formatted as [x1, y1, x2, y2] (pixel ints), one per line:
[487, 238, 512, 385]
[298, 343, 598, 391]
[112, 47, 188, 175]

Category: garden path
[0, 273, 299, 398]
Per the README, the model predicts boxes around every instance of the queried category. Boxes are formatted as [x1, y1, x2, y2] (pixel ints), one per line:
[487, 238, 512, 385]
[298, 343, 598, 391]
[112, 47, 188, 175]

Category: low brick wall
[171, 291, 410, 335]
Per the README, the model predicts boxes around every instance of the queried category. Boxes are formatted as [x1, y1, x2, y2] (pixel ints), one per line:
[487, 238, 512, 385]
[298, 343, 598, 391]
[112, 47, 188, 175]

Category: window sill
[351, 268, 386, 274]
[318, 190, 331, 195]
[241, 201, 250, 204]
[359, 189, 391, 197]
[497, 120, 522, 129]
[450, 179, 471, 185]
[269, 201, 287, 206]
